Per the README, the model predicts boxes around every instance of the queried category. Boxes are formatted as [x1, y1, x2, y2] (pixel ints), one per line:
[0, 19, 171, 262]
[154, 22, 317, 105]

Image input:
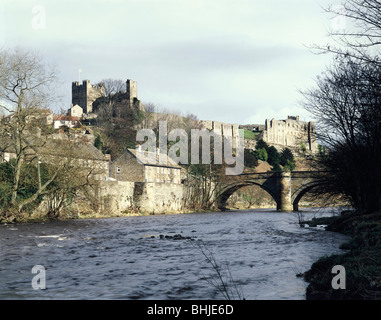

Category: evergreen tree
[94, 134, 103, 150]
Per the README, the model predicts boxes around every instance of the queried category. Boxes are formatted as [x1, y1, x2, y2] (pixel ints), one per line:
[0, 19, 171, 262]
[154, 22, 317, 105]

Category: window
[116, 166, 121, 173]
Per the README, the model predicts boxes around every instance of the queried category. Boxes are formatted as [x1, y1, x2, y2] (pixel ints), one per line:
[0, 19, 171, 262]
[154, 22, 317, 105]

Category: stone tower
[72, 80, 105, 114]
[126, 79, 144, 111]
[126, 79, 137, 105]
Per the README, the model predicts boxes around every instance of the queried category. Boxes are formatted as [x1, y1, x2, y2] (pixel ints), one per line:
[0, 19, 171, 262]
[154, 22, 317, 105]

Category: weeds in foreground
[192, 240, 245, 300]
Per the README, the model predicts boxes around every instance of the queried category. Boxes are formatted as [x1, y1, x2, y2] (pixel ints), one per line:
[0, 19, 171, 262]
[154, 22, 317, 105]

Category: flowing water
[0, 208, 349, 300]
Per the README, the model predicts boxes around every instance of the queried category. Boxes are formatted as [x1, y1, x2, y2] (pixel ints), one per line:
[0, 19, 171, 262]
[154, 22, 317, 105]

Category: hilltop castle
[262, 116, 318, 152]
[202, 116, 318, 153]
[71, 79, 144, 116]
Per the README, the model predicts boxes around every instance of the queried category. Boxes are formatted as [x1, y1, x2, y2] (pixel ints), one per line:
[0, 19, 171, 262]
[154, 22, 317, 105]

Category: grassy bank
[302, 211, 381, 300]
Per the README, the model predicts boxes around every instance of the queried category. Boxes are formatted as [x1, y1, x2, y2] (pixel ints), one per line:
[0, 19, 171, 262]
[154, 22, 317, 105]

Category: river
[0, 207, 349, 300]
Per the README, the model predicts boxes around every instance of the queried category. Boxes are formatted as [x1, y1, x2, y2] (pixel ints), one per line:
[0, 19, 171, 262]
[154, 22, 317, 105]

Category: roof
[1, 135, 110, 162]
[114, 148, 182, 169]
[54, 115, 80, 121]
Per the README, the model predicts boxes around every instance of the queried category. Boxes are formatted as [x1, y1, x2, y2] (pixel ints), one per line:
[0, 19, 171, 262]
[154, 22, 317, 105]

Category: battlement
[71, 80, 105, 114]
[263, 115, 317, 152]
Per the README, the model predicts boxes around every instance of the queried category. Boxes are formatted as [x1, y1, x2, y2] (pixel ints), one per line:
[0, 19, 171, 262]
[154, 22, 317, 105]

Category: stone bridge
[217, 171, 328, 212]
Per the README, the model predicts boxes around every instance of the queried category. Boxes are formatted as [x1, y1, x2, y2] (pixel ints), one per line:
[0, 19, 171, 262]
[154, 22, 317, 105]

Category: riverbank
[302, 210, 381, 300]
[0, 206, 220, 224]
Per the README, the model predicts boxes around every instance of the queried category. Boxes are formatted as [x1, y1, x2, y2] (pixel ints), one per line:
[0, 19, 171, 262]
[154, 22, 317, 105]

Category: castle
[71, 79, 144, 116]
[72, 80, 105, 114]
[71, 78, 317, 153]
[262, 116, 318, 152]
[202, 116, 318, 153]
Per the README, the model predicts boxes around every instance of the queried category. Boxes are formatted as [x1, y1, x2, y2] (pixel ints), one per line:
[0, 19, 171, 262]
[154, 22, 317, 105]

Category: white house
[53, 115, 81, 129]
[69, 104, 83, 118]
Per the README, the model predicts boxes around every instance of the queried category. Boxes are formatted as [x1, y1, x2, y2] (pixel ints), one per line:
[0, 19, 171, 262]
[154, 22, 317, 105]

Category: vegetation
[300, 0, 381, 299]
[302, 211, 381, 300]
[242, 129, 257, 140]
[0, 48, 100, 222]
[252, 139, 295, 172]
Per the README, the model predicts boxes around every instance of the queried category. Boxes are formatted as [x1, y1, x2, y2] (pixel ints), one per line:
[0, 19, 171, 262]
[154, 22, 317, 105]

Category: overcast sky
[1, 0, 341, 125]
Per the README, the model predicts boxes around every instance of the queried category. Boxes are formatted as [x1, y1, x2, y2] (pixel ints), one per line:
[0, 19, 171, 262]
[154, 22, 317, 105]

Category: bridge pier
[277, 172, 293, 212]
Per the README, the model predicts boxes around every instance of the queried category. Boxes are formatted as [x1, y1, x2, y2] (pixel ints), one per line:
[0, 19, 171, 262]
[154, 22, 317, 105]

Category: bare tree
[300, 55, 381, 213]
[310, 0, 381, 63]
[98, 78, 125, 96]
[0, 48, 105, 219]
[0, 48, 57, 206]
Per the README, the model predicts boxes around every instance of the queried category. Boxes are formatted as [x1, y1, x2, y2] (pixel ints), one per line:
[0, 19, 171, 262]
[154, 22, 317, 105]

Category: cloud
[1, 0, 335, 124]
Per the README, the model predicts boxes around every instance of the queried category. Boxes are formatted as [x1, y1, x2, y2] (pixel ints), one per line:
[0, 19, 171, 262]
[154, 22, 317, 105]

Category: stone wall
[95, 180, 135, 213]
[93, 179, 184, 215]
[134, 182, 184, 214]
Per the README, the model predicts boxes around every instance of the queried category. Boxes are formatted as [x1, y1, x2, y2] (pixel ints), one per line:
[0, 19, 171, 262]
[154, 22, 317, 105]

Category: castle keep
[71, 78, 144, 115]
[72, 80, 105, 114]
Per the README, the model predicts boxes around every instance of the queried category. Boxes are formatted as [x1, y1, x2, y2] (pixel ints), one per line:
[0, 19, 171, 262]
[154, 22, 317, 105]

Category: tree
[0, 48, 102, 219]
[267, 146, 280, 167]
[254, 147, 268, 162]
[0, 48, 57, 207]
[244, 149, 258, 168]
[280, 148, 295, 171]
[94, 134, 103, 150]
[311, 0, 381, 64]
[98, 79, 125, 96]
[255, 139, 269, 151]
[301, 55, 381, 213]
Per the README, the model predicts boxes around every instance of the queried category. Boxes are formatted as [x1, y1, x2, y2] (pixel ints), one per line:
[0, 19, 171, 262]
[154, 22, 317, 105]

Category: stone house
[68, 104, 83, 118]
[110, 148, 182, 184]
[0, 136, 111, 181]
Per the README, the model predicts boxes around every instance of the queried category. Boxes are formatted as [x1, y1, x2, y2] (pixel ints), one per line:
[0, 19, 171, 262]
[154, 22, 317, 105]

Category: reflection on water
[0, 208, 349, 300]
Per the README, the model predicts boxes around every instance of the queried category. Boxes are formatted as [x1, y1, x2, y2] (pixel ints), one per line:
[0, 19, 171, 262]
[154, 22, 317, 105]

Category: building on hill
[0, 136, 111, 181]
[72, 78, 144, 116]
[72, 80, 105, 114]
[53, 115, 81, 129]
[68, 104, 83, 118]
[110, 148, 182, 184]
[263, 116, 318, 152]
[1, 108, 54, 126]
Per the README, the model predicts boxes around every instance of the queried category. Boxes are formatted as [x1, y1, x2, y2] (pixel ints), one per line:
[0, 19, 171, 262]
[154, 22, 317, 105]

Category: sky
[1, 0, 342, 125]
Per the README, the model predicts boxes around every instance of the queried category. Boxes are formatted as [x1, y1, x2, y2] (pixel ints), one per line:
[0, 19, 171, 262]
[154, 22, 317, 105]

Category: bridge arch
[292, 182, 321, 211]
[216, 171, 326, 212]
[218, 181, 278, 211]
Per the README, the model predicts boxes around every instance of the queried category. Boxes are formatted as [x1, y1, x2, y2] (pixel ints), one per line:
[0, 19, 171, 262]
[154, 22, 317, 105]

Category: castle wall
[201, 120, 239, 137]
[263, 116, 318, 152]
[72, 80, 105, 114]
